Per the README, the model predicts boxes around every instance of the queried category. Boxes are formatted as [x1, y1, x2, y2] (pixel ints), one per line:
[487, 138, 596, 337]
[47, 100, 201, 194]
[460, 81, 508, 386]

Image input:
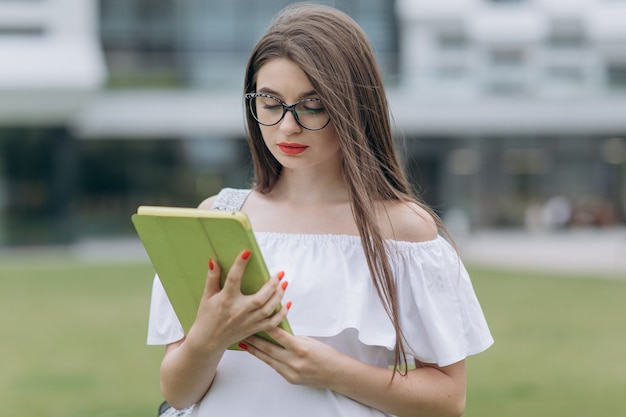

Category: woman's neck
[271, 168, 349, 205]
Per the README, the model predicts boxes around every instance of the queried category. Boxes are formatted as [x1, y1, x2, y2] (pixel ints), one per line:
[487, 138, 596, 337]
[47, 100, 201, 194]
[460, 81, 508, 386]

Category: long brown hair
[244, 3, 442, 375]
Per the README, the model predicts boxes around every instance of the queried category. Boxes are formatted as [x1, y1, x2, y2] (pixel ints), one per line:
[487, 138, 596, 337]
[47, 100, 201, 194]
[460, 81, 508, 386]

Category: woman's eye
[260, 100, 283, 112]
[299, 101, 325, 113]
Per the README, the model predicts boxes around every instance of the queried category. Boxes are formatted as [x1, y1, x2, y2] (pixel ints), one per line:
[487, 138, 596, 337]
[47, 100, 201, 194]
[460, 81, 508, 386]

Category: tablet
[131, 206, 292, 349]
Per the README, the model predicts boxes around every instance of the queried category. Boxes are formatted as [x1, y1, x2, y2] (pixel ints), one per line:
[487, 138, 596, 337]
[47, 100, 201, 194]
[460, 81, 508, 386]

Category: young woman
[148, 4, 493, 417]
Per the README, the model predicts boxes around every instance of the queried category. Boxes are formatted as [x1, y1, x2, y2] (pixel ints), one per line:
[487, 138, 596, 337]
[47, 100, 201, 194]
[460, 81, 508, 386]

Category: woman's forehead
[256, 58, 316, 99]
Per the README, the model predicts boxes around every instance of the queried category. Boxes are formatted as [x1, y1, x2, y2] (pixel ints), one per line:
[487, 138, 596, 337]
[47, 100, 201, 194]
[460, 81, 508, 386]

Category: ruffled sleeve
[256, 233, 493, 367]
[389, 237, 494, 366]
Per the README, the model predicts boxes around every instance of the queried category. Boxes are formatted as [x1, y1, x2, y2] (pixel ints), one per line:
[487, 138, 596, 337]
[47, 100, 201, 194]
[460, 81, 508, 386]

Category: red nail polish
[281, 281, 288, 290]
[277, 271, 285, 281]
[242, 249, 251, 260]
[286, 301, 292, 310]
[208, 259, 214, 270]
[238, 342, 249, 350]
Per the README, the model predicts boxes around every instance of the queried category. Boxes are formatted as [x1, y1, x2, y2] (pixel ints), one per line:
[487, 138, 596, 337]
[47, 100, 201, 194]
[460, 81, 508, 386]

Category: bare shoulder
[382, 200, 438, 243]
[197, 195, 218, 210]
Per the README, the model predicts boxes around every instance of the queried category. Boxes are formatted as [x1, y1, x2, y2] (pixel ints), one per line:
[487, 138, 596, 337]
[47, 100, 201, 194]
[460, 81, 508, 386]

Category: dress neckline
[255, 230, 443, 247]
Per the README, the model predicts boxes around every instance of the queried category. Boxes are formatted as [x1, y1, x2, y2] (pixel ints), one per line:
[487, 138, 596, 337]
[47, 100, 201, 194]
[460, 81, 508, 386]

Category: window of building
[545, 66, 585, 84]
[100, 0, 180, 88]
[547, 18, 586, 49]
[501, 148, 551, 175]
[434, 21, 467, 50]
[485, 47, 527, 94]
[489, 48, 525, 67]
[606, 62, 626, 89]
[0, 26, 45, 37]
[486, 80, 527, 95]
[98, 0, 399, 89]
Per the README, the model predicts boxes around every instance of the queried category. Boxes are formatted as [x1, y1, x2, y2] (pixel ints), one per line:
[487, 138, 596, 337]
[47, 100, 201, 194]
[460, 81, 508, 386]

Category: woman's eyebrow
[257, 87, 318, 100]
[257, 86, 280, 96]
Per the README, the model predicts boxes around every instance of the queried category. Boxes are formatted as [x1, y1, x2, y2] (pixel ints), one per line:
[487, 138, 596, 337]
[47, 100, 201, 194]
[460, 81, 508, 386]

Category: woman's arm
[244, 328, 466, 417]
[159, 336, 224, 409]
[160, 251, 289, 409]
[326, 353, 466, 417]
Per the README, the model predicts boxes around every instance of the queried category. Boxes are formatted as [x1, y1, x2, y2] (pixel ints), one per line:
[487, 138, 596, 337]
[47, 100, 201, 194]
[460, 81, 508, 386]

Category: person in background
[148, 4, 493, 416]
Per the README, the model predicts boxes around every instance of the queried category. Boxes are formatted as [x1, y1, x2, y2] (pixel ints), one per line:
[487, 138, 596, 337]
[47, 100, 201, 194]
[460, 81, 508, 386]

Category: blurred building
[0, 0, 625, 245]
[395, 0, 626, 231]
[0, 0, 105, 244]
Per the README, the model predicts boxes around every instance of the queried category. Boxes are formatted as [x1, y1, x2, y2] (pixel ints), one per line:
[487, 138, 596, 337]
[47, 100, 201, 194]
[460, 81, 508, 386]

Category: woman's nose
[279, 109, 302, 134]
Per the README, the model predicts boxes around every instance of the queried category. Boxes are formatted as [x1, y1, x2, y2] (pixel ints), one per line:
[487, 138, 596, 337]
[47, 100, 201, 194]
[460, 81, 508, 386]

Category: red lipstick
[278, 142, 308, 155]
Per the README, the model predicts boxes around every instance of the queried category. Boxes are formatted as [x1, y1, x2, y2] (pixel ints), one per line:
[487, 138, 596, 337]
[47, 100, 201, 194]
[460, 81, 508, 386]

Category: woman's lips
[278, 142, 308, 155]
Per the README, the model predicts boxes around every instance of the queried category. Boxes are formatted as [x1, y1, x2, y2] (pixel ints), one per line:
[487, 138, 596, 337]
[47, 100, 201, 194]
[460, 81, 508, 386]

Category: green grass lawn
[0, 258, 164, 417]
[0, 256, 624, 416]
[464, 267, 626, 417]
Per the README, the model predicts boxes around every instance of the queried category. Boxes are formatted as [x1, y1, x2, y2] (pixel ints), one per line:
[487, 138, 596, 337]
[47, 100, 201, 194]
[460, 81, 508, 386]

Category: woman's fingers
[202, 258, 222, 300]
[220, 249, 251, 294]
[205, 250, 288, 333]
[267, 302, 290, 329]
[222, 251, 286, 311]
[248, 271, 288, 320]
[249, 326, 292, 351]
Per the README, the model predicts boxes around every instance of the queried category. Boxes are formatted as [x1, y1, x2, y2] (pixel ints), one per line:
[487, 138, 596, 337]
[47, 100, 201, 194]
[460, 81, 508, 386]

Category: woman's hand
[161, 249, 289, 409]
[186, 249, 289, 354]
[241, 327, 341, 389]
[242, 327, 467, 417]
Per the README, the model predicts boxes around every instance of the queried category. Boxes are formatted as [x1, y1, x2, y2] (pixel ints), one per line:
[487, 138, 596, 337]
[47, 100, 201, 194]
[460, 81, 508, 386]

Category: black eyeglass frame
[244, 93, 331, 131]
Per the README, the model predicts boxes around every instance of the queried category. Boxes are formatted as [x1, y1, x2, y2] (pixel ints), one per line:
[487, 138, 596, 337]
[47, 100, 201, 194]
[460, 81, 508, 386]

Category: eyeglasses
[245, 93, 331, 131]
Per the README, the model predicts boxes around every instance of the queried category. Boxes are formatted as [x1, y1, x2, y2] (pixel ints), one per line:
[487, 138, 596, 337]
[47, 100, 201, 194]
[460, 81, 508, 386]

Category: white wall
[0, 0, 106, 124]
[396, 0, 626, 98]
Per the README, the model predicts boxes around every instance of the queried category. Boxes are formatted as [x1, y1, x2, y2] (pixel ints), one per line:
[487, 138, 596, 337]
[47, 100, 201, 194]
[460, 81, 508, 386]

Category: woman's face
[253, 58, 342, 172]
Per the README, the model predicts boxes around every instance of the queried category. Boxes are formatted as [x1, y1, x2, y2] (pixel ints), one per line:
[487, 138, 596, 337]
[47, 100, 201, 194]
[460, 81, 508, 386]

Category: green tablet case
[132, 206, 292, 349]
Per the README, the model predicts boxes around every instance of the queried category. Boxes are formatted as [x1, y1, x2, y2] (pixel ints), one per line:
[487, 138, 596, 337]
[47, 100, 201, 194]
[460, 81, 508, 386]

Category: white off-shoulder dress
[147, 188, 494, 417]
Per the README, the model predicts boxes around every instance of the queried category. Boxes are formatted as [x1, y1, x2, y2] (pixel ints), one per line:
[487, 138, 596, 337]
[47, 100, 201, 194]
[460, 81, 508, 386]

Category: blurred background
[2, 2, 626, 416]
[1, 0, 625, 250]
